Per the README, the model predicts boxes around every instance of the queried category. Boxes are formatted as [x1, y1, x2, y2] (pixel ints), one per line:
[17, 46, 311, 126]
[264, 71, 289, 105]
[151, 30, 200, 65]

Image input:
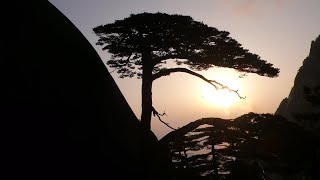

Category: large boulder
[1, 1, 169, 179]
[275, 35, 320, 132]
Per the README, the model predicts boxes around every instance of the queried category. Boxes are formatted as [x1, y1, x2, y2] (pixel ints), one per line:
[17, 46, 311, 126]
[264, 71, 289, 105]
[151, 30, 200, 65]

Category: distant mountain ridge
[275, 35, 320, 131]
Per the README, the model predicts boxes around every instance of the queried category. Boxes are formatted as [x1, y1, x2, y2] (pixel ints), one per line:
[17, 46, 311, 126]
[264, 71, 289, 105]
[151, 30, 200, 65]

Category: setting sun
[201, 77, 241, 107]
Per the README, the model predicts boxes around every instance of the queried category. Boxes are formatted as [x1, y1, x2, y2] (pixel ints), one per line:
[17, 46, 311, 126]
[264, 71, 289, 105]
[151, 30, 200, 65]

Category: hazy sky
[49, 0, 320, 139]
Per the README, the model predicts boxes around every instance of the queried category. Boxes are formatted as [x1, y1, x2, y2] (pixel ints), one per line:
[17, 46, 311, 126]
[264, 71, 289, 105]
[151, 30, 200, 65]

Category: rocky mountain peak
[309, 35, 320, 57]
[275, 35, 320, 132]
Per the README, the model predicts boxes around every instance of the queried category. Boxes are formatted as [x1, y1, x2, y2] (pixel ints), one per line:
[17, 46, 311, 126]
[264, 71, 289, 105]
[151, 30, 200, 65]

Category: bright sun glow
[201, 77, 241, 107]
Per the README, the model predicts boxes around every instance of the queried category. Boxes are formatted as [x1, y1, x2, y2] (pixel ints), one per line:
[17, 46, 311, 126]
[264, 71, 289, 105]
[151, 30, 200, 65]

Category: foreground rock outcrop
[275, 35, 320, 132]
[1, 1, 170, 179]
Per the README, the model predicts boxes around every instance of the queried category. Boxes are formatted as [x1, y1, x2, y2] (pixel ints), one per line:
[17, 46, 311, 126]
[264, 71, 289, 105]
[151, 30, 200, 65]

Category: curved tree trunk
[141, 52, 153, 130]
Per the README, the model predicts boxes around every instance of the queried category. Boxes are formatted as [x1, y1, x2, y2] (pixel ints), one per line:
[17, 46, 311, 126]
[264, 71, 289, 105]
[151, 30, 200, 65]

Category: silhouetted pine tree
[162, 113, 319, 179]
[93, 12, 279, 130]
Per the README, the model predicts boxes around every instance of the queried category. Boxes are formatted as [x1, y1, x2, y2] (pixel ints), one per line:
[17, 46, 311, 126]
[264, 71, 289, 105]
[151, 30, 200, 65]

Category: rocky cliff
[1, 1, 171, 179]
[275, 35, 320, 131]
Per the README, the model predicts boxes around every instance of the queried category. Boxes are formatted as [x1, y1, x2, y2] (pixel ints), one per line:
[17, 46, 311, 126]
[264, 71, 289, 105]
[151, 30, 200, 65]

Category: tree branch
[152, 67, 246, 99]
[152, 106, 177, 130]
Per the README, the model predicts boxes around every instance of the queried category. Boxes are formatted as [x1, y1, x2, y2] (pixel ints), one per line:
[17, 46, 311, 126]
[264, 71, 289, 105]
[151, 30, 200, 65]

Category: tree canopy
[161, 113, 319, 179]
[93, 12, 279, 79]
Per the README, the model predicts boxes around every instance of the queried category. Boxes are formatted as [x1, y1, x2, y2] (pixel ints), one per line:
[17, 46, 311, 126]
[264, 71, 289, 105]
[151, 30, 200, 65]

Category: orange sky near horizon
[49, 0, 320, 139]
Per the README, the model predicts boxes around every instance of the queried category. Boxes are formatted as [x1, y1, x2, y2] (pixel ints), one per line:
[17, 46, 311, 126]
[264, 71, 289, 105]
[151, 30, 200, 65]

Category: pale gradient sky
[49, 0, 320, 139]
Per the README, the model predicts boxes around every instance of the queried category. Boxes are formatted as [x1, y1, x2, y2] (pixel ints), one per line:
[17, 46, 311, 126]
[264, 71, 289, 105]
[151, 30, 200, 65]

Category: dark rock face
[1, 1, 168, 179]
[275, 35, 320, 131]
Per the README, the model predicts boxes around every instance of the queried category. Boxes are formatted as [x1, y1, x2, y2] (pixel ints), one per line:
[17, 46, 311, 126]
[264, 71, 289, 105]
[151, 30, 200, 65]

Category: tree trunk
[141, 51, 153, 130]
[182, 146, 189, 168]
[211, 139, 219, 177]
